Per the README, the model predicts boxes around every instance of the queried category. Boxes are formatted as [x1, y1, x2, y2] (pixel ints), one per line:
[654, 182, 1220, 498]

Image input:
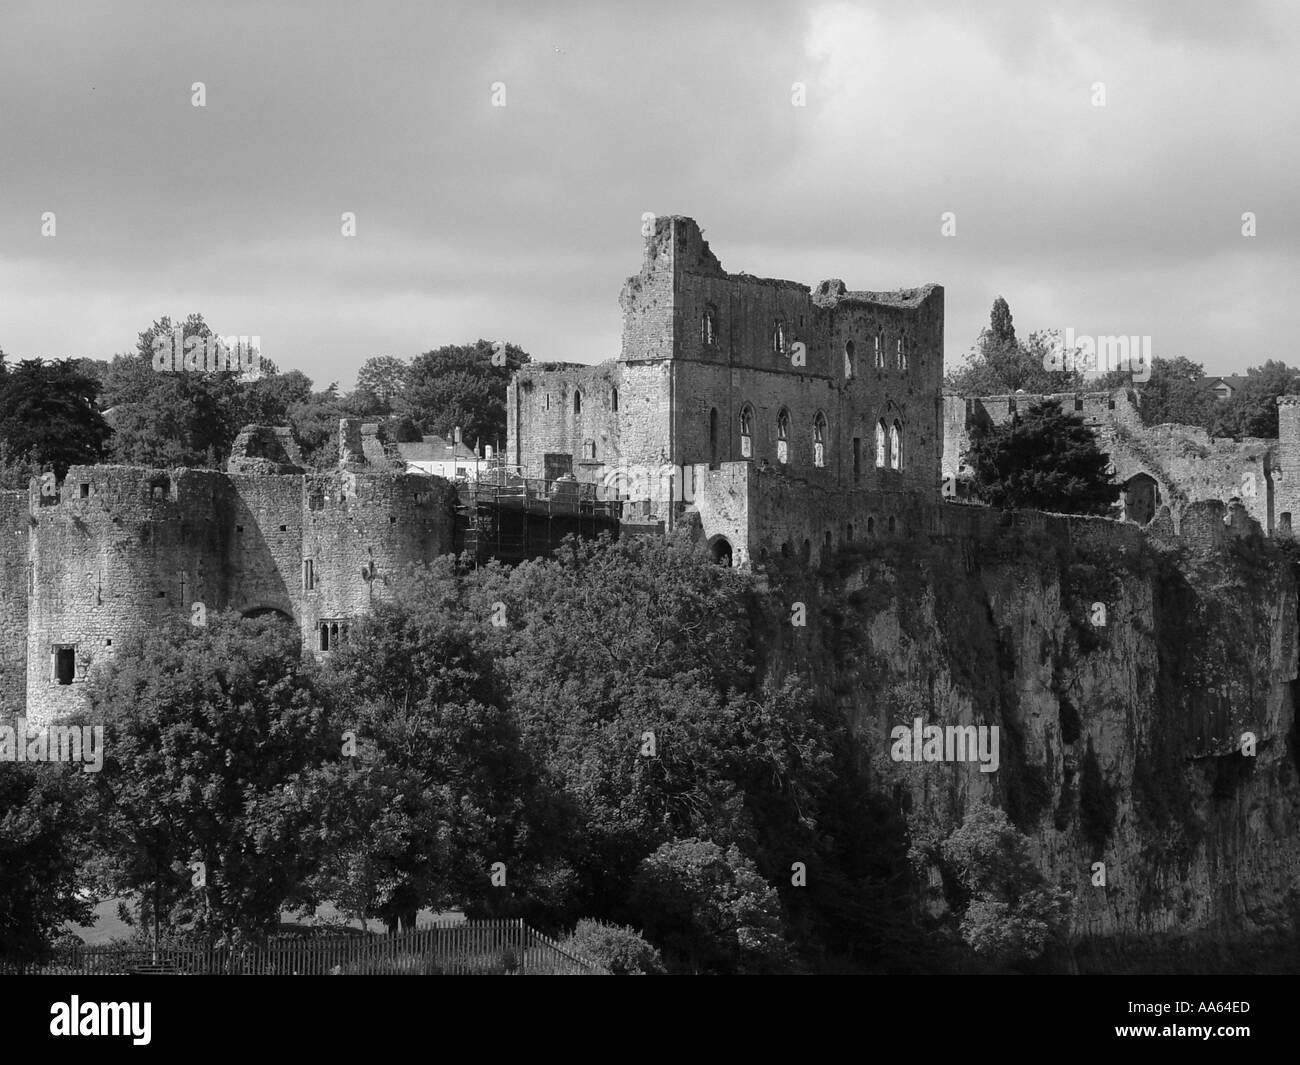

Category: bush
[560, 919, 664, 975]
[939, 802, 1072, 967]
[629, 838, 793, 974]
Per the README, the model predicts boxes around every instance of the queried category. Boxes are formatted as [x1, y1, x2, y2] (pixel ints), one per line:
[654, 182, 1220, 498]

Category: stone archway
[1122, 473, 1159, 525]
[708, 535, 733, 567]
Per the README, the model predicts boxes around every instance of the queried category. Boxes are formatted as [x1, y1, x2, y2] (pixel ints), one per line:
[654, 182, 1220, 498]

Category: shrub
[630, 838, 793, 974]
[560, 919, 664, 975]
[939, 802, 1072, 966]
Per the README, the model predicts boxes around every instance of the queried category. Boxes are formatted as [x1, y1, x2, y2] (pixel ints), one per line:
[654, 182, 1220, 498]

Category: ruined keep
[507, 215, 945, 566]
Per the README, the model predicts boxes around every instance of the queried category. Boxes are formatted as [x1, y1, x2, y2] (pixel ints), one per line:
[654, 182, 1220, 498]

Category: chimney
[453, 426, 461, 445]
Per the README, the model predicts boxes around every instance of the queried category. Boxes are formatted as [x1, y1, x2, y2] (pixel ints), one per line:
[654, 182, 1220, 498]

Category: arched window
[890, 420, 901, 469]
[772, 318, 786, 354]
[709, 408, 719, 466]
[777, 408, 790, 464]
[846, 522, 854, 542]
[574, 391, 582, 415]
[874, 333, 884, 368]
[867, 516, 875, 536]
[844, 340, 855, 379]
[813, 411, 827, 468]
[875, 420, 887, 468]
[702, 305, 718, 347]
[899, 336, 909, 371]
[739, 404, 754, 458]
[611, 387, 618, 411]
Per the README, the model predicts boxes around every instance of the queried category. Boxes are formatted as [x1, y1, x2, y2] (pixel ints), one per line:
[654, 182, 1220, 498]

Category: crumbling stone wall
[0, 490, 29, 714]
[944, 391, 1283, 532]
[227, 424, 306, 474]
[1273, 397, 1300, 535]
[509, 215, 945, 526]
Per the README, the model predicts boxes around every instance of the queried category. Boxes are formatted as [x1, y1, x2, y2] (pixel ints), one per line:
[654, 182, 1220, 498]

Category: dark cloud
[0, 1, 1293, 381]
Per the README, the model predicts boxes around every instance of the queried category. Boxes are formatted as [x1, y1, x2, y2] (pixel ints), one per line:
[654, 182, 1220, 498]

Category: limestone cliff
[761, 500, 1300, 947]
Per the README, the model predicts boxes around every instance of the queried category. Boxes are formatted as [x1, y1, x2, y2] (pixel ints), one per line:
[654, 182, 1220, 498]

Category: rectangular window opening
[53, 646, 75, 685]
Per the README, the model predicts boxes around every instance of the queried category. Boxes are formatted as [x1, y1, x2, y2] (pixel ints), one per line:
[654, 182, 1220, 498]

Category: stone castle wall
[692, 458, 1262, 573]
[508, 362, 623, 484]
[23, 461, 456, 725]
[0, 490, 30, 714]
[509, 215, 945, 523]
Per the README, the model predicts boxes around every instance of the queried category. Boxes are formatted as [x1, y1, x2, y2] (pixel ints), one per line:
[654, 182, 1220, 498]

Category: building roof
[1199, 375, 1249, 392]
[396, 435, 480, 463]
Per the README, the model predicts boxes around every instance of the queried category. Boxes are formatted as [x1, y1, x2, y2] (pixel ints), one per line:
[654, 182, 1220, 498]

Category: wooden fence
[3, 919, 604, 976]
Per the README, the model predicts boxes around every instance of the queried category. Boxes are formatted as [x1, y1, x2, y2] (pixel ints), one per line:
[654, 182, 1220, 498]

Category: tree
[1136, 356, 1216, 430]
[629, 838, 793, 973]
[946, 298, 1130, 396]
[964, 398, 1120, 515]
[286, 385, 352, 468]
[0, 440, 45, 491]
[939, 802, 1072, 966]
[1209, 359, 1300, 440]
[237, 369, 313, 428]
[83, 612, 339, 946]
[102, 315, 315, 469]
[473, 534, 838, 920]
[0, 358, 112, 477]
[989, 295, 1015, 347]
[312, 559, 577, 931]
[354, 356, 409, 414]
[399, 340, 531, 449]
[0, 764, 96, 969]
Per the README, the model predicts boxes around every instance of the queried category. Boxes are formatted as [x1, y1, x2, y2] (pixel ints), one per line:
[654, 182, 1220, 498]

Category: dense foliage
[964, 398, 1120, 515]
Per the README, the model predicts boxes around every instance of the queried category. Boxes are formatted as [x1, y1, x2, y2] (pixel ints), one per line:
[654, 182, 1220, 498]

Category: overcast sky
[0, 0, 1294, 387]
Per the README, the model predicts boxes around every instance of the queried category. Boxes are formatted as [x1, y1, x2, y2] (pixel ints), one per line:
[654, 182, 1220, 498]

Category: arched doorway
[1123, 473, 1159, 525]
[709, 535, 733, 567]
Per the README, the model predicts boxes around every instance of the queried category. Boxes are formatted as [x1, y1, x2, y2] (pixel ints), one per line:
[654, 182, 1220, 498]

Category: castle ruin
[5, 214, 1292, 724]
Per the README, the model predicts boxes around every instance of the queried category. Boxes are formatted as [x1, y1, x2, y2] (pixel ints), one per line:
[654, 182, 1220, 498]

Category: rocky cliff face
[761, 502, 1300, 945]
